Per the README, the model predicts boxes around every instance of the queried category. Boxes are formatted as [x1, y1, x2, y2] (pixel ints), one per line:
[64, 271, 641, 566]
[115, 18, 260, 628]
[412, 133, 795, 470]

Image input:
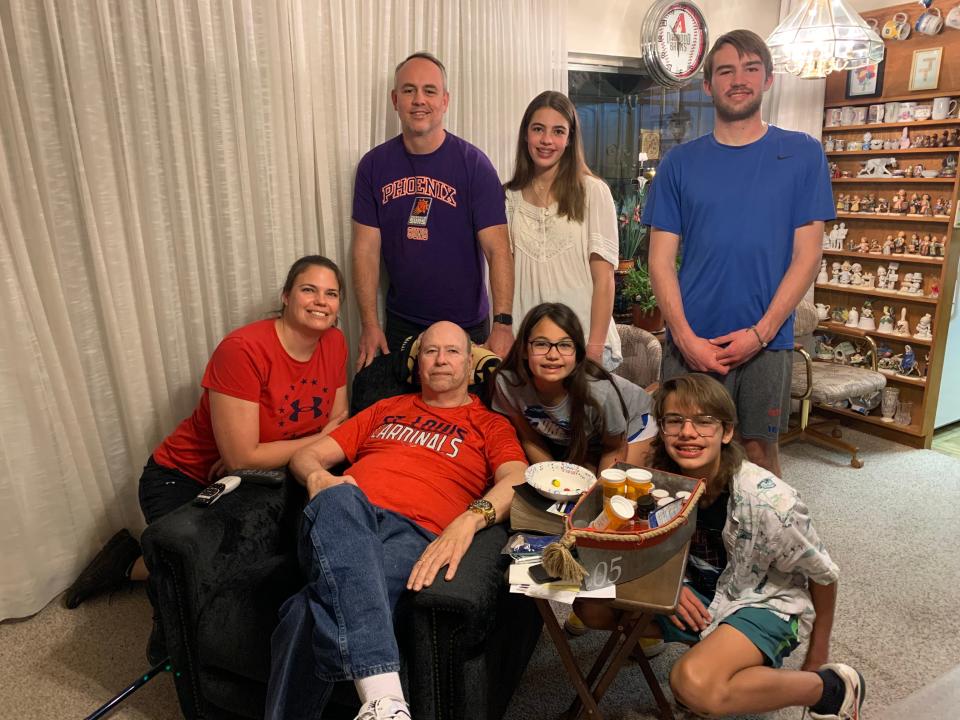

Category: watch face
[644, 0, 708, 86]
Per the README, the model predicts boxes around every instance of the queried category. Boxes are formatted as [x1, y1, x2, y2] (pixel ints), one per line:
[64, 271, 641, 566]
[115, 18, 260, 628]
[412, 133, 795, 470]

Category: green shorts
[655, 586, 800, 668]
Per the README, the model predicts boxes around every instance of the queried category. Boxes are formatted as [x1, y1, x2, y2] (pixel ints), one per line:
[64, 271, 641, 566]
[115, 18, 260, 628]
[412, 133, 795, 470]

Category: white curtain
[765, 0, 827, 138]
[0, 0, 566, 620]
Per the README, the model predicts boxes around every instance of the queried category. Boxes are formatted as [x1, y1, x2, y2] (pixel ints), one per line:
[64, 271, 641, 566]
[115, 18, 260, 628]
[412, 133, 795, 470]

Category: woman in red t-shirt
[66, 255, 349, 611]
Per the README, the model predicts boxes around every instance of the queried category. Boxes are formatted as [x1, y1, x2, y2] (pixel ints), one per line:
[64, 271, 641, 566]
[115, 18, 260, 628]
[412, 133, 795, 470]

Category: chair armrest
[401, 523, 511, 646]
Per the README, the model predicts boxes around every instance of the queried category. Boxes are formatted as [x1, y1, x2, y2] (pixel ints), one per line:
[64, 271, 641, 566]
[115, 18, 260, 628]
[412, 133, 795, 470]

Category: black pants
[384, 309, 490, 352]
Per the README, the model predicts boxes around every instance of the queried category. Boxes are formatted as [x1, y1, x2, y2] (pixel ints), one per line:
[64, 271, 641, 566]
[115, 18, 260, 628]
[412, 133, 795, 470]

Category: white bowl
[921, 170, 939, 178]
[524, 461, 596, 502]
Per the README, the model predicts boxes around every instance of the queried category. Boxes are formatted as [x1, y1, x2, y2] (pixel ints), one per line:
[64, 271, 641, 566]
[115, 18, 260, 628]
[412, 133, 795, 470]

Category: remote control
[194, 475, 242, 506]
[234, 468, 286, 487]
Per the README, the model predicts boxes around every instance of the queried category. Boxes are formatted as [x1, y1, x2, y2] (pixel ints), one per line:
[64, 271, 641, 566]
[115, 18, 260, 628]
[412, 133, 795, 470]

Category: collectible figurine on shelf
[893, 188, 908, 213]
[862, 271, 875, 289]
[816, 302, 831, 320]
[899, 127, 911, 150]
[836, 194, 846, 213]
[879, 305, 894, 333]
[907, 233, 918, 254]
[931, 280, 940, 298]
[876, 196, 890, 214]
[850, 195, 861, 213]
[831, 262, 841, 284]
[851, 263, 863, 286]
[895, 308, 910, 336]
[829, 161, 841, 179]
[846, 306, 860, 328]
[862, 132, 872, 151]
[869, 238, 881, 254]
[920, 193, 933, 216]
[876, 265, 887, 288]
[898, 272, 915, 294]
[898, 345, 922, 378]
[934, 197, 946, 216]
[857, 236, 870, 253]
[886, 264, 899, 291]
[920, 234, 931, 256]
[832, 306, 846, 324]
[839, 260, 852, 285]
[862, 193, 876, 213]
[909, 192, 922, 215]
[817, 259, 828, 284]
[893, 234, 906, 254]
[859, 301, 876, 331]
[915, 313, 933, 340]
[882, 237, 893, 255]
[941, 152, 958, 176]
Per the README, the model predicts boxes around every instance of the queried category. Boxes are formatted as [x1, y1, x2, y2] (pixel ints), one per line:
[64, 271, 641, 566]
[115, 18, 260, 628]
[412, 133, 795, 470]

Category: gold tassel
[542, 534, 587, 584]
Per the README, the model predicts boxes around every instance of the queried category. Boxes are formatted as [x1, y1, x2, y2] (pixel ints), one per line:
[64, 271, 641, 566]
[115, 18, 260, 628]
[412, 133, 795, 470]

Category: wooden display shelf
[816, 323, 934, 347]
[824, 118, 960, 131]
[821, 249, 945, 266]
[832, 177, 955, 184]
[834, 211, 952, 224]
[827, 148, 960, 156]
[825, 91, 960, 108]
[814, 404, 924, 437]
[883, 373, 927, 388]
[814, 283, 938, 304]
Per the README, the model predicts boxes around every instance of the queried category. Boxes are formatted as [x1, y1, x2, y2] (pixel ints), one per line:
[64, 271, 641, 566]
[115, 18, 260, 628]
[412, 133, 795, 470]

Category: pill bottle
[591, 495, 634, 531]
[625, 468, 654, 500]
[599, 468, 627, 500]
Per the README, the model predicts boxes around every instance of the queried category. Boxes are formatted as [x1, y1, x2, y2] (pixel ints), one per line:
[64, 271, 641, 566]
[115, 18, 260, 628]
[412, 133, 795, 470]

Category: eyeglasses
[528, 339, 576, 356]
[660, 414, 724, 437]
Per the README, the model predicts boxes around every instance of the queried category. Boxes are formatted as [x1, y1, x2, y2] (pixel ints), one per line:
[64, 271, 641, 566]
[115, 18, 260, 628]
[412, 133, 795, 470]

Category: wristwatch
[467, 499, 496, 527]
[492, 313, 513, 326]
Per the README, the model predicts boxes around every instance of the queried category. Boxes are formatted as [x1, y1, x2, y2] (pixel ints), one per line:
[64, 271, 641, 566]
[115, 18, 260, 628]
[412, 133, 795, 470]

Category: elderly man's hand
[305, 471, 357, 500]
[406, 511, 485, 591]
[485, 323, 514, 359]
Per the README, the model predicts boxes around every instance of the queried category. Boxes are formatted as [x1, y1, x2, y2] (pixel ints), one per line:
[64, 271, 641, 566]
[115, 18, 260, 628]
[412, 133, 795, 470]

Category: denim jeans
[265, 484, 435, 720]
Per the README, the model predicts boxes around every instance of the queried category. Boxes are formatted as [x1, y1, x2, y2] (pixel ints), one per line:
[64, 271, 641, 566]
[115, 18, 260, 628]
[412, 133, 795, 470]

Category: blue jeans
[265, 484, 435, 720]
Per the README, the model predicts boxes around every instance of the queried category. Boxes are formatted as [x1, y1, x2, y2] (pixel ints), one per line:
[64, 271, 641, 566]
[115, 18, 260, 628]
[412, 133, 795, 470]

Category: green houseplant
[617, 184, 649, 267]
[620, 262, 663, 332]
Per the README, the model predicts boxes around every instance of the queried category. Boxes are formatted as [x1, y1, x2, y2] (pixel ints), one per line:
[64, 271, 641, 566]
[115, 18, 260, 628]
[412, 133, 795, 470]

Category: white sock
[355, 672, 405, 705]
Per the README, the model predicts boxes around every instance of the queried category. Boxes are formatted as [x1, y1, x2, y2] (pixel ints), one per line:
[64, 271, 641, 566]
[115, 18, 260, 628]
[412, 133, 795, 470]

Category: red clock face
[654, 3, 707, 80]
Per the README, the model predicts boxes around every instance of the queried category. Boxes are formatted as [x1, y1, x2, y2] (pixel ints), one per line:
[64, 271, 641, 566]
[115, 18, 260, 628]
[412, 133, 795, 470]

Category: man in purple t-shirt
[351, 52, 515, 369]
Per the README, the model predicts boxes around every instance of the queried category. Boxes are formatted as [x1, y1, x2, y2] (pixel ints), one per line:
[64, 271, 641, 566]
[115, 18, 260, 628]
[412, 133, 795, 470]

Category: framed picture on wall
[909, 47, 943, 92]
[846, 60, 884, 99]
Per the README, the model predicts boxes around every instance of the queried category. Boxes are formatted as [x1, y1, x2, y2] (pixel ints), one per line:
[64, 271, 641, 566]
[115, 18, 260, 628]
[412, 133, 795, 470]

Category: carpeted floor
[2, 428, 958, 719]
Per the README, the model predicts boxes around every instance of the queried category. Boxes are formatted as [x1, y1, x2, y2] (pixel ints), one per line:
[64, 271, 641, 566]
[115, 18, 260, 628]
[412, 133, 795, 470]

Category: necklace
[530, 179, 553, 207]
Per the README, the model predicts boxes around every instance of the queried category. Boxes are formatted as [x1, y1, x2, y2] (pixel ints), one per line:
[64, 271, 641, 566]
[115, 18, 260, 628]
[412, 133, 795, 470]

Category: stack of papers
[507, 563, 616, 604]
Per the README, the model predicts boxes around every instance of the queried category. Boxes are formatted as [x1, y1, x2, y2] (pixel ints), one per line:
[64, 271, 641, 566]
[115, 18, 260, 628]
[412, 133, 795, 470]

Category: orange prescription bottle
[591, 495, 634, 531]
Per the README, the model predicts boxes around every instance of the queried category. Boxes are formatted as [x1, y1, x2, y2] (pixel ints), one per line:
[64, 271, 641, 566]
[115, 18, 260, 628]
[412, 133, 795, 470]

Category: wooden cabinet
[818, 93, 960, 447]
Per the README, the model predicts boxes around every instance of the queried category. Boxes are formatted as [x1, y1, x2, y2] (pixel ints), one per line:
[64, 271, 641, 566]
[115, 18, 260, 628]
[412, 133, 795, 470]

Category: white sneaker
[805, 663, 865, 720]
[353, 695, 412, 720]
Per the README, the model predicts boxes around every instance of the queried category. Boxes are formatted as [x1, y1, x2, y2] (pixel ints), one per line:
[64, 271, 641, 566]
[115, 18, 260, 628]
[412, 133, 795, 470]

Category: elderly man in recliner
[267, 321, 527, 720]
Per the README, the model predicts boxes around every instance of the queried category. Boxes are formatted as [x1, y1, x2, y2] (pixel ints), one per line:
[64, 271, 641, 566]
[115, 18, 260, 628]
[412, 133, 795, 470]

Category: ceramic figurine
[898, 272, 915, 294]
[869, 238, 881, 254]
[885, 265, 899, 291]
[836, 194, 846, 213]
[859, 302, 875, 331]
[850, 195, 861, 213]
[830, 262, 841, 284]
[836, 222, 848, 246]
[898, 345, 921, 377]
[893, 234, 906, 254]
[816, 302, 831, 320]
[879, 306, 894, 333]
[839, 260, 852, 285]
[861, 132, 872, 151]
[920, 193, 933, 216]
[934, 197, 946, 216]
[931, 280, 940, 298]
[846, 306, 860, 328]
[882, 237, 893, 255]
[895, 308, 910, 336]
[857, 236, 869, 253]
[851, 263, 863, 285]
[862, 271, 874, 289]
[876, 197, 890, 214]
[915, 313, 933, 340]
[831, 306, 846, 323]
[920, 234, 931, 256]
[817, 259, 828, 284]
[899, 127, 910, 150]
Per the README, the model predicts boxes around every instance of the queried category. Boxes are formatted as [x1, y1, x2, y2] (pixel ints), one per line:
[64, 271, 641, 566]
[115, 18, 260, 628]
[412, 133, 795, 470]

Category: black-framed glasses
[660, 414, 724, 437]
[528, 339, 576, 356]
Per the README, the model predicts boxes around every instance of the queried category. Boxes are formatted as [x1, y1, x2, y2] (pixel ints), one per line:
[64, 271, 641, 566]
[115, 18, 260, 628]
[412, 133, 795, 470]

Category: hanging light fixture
[765, 0, 884, 79]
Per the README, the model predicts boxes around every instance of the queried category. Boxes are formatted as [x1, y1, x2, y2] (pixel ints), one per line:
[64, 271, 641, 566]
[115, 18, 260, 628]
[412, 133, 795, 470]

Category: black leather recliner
[140, 346, 542, 719]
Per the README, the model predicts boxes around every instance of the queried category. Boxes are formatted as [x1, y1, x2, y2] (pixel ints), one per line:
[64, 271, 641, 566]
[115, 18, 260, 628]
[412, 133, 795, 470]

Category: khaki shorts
[662, 338, 792, 442]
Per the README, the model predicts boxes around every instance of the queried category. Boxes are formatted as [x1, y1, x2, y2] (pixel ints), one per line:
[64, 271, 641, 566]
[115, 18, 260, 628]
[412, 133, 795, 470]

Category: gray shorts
[662, 338, 792, 442]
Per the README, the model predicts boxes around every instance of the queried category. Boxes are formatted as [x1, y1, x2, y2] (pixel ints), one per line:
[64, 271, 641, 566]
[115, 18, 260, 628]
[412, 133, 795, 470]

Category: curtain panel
[0, 0, 566, 620]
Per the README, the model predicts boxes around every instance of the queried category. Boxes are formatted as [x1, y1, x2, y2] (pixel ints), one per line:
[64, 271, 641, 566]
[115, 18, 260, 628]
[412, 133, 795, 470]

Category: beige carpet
[2, 427, 958, 719]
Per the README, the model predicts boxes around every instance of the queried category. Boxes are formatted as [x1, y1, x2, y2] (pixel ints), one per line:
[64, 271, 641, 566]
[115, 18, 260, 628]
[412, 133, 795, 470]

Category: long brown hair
[495, 303, 626, 465]
[649, 374, 745, 493]
[504, 91, 591, 223]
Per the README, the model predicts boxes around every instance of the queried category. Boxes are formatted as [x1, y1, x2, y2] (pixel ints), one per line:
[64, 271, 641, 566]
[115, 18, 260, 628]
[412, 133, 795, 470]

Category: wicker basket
[542, 467, 705, 590]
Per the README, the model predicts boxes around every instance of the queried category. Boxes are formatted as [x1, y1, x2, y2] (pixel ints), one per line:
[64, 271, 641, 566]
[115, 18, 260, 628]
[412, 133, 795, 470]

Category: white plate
[524, 461, 596, 502]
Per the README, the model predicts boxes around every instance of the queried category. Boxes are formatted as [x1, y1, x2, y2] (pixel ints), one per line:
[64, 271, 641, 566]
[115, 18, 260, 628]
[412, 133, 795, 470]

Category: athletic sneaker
[806, 663, 866, 720]
[563, 611, 589, 637]
[64, 529, 141, 609]
[353, 696, 412, 720]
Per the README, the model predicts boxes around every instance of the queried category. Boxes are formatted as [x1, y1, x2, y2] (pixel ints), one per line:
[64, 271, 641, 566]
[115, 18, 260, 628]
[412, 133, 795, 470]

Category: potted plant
[621, 262, 663, 332]
[616, 184, 649, 270]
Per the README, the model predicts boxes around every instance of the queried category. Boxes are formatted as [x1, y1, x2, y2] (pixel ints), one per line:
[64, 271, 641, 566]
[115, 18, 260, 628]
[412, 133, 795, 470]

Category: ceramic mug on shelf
[825, 108, 843, 127]
[914, 105, 933, 121]
[853, 106, 868, 125]
[915, 7, 943, 35]
[882, 12, 911, 39]
[932, 97, 958, 120]
[884, 101, 900, 123]
[841, 106, 857, 125]
[948, 3, 960, 30]
[868, 104, 885, 124]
